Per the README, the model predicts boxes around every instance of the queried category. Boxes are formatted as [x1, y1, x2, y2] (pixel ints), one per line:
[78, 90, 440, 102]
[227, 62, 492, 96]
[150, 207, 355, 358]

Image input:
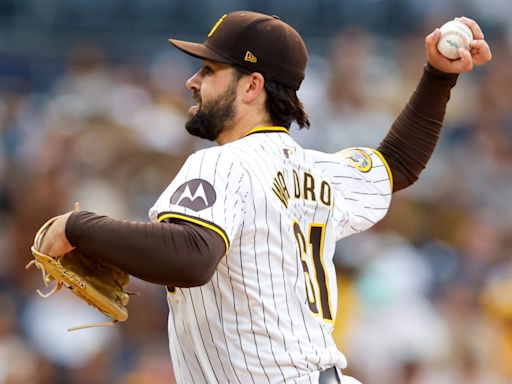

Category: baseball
[436, 20, 473, 59]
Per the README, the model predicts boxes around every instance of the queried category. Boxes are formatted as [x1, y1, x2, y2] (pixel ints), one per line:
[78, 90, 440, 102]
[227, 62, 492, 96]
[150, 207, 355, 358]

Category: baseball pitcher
[31, 11, 491, 384]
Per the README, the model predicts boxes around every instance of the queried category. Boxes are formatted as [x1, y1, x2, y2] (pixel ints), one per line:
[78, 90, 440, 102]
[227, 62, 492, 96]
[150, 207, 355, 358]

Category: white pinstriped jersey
[149, 126, 392, 384]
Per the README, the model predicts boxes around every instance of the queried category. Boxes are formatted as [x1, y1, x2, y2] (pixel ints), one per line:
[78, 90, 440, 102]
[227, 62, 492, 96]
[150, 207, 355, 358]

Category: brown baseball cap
[168, 11, 308, 90]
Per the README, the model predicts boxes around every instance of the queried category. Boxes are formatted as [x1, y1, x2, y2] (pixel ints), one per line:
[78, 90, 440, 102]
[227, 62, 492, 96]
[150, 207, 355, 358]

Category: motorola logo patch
[170, 179, 216, 212]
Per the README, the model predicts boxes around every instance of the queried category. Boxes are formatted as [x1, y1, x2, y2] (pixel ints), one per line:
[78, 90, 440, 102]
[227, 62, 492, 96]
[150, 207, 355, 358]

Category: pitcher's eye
[199, 65, 213, 76]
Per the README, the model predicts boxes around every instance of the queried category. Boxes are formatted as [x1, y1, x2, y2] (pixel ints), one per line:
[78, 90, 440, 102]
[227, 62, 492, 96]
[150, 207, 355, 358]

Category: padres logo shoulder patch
[170, 179, 216, 212]
[337, 148, 372, 172]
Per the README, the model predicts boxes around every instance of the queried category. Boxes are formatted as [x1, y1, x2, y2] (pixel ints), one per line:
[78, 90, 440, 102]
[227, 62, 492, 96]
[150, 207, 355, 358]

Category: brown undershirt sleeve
[65, 211, 226, 287]
[377, 63, 459, 192]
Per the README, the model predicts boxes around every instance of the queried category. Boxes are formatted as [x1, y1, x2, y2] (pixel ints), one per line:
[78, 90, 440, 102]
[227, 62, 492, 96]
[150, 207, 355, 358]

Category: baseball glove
[27, 214, 131, 331]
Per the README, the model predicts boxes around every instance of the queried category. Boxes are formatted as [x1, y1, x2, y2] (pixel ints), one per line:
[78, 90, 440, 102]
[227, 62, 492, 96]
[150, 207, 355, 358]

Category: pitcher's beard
[185, 82, 237, 141]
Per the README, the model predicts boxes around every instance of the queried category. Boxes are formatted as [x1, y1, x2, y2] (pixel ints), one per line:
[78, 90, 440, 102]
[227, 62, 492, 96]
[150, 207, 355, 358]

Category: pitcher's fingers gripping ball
[436, 19, 474, 59]
[27, 214, 132, 331]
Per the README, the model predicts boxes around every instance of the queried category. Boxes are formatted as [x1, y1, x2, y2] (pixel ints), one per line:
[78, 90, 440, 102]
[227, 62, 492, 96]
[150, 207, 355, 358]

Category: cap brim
[168, 39, 232, 64]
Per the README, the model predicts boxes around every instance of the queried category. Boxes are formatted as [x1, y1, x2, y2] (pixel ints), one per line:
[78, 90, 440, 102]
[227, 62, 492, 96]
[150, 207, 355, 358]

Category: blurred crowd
[1, 1, 512, 383]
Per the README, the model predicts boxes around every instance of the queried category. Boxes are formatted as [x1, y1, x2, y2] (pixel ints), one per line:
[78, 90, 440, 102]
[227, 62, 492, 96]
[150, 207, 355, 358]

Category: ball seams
[440, 30, 470, 49]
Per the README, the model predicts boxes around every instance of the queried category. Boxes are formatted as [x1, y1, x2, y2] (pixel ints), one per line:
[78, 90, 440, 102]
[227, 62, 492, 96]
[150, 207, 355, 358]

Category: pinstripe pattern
[149, 128, 392, 383]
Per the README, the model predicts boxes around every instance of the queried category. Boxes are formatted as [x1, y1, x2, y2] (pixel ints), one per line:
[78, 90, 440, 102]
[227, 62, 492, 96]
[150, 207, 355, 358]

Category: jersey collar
[242, 126, 289, 138]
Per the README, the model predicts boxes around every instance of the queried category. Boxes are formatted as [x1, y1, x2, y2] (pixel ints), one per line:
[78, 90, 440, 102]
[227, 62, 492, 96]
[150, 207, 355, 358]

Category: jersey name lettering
[273, 170, 332, 208]
[272, 171, 290, 208]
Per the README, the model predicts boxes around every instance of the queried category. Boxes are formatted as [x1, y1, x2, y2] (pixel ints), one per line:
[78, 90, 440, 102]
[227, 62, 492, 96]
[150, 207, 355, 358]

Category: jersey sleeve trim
[372, 149, 394, 193]
[157, 212, 230, 255]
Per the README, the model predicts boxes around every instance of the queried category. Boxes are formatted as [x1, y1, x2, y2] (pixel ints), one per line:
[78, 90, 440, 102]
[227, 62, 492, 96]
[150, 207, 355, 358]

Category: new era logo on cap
[244, 51, 257, 63]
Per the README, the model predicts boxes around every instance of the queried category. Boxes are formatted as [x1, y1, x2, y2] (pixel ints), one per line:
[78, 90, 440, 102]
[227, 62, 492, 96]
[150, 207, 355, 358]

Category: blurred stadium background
[1, 0, 511, 383]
